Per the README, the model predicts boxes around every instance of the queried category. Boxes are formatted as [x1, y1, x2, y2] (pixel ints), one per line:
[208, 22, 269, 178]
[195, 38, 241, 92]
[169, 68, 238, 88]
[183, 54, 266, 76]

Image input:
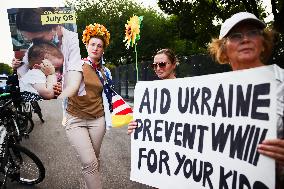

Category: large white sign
[131, 65, 279, 189]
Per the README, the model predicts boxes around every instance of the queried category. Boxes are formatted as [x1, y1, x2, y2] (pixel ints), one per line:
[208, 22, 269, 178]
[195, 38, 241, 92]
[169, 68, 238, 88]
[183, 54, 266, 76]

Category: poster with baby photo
[7, 7, 83, 102]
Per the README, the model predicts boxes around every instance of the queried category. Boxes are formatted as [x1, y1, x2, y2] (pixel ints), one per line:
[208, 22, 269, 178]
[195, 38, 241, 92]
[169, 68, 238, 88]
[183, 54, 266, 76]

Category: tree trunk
[272, 0, 284, 34]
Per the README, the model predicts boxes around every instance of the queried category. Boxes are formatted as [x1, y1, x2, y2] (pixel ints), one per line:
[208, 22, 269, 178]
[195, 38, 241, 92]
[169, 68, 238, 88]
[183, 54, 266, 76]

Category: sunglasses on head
[150, 62, 168, 69]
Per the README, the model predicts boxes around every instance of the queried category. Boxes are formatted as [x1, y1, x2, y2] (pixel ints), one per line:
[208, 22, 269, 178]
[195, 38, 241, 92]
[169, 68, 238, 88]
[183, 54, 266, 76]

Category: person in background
[64, 23, 112, 189]
[150, 48, 178, 80]
[127, 48, 179, 134]
[208, 12, 284, 189]
[12, 7, 83, 98]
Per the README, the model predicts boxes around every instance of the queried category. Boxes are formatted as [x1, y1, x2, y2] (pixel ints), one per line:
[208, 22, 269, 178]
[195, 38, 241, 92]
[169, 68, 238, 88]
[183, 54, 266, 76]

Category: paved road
[8, 99, 153, 189]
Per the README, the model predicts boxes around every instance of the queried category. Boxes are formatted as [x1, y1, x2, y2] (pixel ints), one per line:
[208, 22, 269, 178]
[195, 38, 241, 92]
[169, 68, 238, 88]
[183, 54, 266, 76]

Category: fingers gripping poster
[130, 65, 279, 189]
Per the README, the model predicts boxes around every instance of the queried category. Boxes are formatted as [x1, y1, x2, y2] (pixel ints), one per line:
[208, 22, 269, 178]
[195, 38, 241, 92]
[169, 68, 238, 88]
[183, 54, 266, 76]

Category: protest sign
[7, 7, 77, 51]
[7, 7, 82, 99]
[130, 65, 278, 189]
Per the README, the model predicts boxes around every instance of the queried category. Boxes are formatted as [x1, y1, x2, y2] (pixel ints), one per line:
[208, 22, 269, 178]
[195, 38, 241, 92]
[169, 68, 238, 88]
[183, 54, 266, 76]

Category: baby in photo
[19, 41, 63, 100]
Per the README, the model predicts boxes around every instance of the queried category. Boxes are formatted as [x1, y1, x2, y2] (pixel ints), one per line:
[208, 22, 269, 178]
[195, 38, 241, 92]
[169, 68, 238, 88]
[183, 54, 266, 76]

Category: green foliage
[158, 0, 284, 67]
[0, 63, 12, 75]
[158, 0, 284, 34]
[66, 0, 283, 69]
[66, 0, 173, 65]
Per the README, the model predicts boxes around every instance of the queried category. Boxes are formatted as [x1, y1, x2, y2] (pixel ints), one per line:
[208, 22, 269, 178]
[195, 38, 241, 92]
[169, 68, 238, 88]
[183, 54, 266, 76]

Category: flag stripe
[111, 93, 133, 128]
[112, 114, 133, 128]
[113, 103, 133, 114]
[113, 99, 125, 109]
[116, 108, 133, 115]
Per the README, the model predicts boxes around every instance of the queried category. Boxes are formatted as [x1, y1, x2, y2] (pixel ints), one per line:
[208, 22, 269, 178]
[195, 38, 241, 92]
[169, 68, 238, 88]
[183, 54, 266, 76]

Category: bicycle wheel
[8, 144, 45, 185]
[0, 135, 9, 189]
[16, 111, 34, 134]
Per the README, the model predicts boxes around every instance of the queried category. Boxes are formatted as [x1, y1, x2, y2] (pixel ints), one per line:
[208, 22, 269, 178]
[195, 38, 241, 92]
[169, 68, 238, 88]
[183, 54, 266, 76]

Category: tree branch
[250, 0, 259, 17]
[211, 0, 224, 19]
[272, 0, 284, 33]
[241, 0, 253, 13]
[270, 0, 278, 18]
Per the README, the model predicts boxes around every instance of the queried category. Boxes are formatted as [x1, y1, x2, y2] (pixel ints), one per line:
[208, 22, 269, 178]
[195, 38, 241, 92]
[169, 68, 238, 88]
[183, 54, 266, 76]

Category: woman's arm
[58, 29, 83, 98]
[57, 71, 82, 98]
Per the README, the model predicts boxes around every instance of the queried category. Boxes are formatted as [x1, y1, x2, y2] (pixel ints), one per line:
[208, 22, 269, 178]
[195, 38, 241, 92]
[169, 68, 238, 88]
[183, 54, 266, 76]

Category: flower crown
[82, 23, 110, 47]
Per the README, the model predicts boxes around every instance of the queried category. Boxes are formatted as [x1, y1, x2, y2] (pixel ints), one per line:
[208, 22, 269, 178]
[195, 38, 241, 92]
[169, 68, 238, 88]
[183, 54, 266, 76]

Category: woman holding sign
[128, 48, 179, 134]
[63, 23, 113, 189]
[149, 48, 178, 80]
[12, 7, 83, 98]
[208, 12, 284, 189]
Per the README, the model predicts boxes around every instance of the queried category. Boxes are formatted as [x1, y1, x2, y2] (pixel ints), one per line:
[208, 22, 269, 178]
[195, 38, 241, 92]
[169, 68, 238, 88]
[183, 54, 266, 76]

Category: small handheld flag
[111, 91, 133, 128]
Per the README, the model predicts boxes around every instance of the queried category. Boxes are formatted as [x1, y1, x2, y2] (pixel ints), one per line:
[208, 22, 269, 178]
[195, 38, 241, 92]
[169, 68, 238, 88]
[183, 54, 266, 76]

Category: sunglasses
[150, 62, 168, 69]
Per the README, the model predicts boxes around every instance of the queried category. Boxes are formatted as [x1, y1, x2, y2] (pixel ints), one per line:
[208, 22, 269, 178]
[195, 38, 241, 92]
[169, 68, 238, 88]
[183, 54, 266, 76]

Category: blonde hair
[208, 28, 275, 64]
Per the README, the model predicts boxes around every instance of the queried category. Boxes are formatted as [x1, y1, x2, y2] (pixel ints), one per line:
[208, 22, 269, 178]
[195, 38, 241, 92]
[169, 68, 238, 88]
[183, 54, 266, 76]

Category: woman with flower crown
[63, 23, 112, 189]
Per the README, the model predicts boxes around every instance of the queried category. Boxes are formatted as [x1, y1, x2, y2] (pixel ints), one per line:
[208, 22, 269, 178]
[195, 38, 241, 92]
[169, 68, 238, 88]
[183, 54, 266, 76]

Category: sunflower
[123, 15, 143, 48]
[82, 23, 110, 47]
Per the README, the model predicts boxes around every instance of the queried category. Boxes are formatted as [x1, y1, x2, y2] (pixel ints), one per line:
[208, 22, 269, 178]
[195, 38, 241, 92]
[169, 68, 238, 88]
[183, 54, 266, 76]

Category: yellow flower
[82, 23, 110, 47]
[124, 15, 142, 48]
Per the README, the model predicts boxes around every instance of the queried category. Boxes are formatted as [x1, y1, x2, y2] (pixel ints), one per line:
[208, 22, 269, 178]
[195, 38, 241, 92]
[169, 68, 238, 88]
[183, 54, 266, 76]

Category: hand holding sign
[128, 120, 138, 135]
[131, 65, 280, 189]
[258, 139, 284, 166]
[12, 51, 26, 69]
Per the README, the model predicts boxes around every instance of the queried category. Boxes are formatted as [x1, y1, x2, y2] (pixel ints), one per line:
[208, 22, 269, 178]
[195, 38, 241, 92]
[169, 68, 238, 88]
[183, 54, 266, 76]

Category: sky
[0, 0, 272, 65]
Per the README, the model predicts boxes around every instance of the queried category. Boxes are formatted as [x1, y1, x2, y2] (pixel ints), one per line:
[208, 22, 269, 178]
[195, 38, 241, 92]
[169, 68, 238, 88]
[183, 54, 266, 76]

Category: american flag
[112, 92, 133, 115]
[111, 91, 133, 127]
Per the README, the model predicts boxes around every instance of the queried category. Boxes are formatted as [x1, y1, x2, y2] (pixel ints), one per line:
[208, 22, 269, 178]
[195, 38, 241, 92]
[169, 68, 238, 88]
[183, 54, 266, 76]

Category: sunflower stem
[135, 44, 138, 81]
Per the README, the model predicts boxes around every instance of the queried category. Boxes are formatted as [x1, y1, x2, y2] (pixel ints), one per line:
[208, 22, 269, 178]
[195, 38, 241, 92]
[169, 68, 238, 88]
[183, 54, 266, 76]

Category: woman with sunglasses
[150, 48, 178, 80]
[208, 12, 284, 188]
[128, 48, 178, 134]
